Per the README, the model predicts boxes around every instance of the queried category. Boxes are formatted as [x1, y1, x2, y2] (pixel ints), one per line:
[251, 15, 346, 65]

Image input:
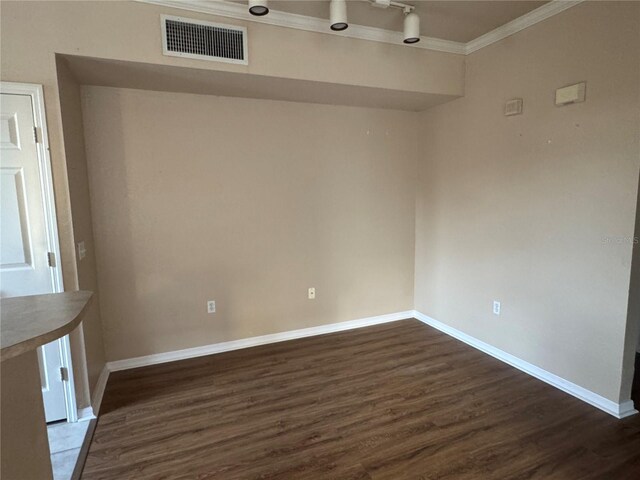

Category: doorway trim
[1, 81, 78, 422]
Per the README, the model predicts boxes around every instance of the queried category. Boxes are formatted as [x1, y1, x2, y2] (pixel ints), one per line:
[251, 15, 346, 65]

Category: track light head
[248, 0, 269, 16]
[330, 0, 349, 31]
[403, 11, 420, 44]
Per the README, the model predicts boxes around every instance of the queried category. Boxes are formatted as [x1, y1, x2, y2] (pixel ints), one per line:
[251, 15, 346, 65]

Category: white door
[0, 92, 68, 422]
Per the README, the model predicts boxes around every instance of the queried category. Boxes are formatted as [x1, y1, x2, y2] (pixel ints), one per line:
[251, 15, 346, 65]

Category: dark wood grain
[82, 320, 640, 479]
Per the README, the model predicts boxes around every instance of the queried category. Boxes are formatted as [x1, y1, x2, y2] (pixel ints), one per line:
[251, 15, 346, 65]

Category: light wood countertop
[1, 291, 93, 362]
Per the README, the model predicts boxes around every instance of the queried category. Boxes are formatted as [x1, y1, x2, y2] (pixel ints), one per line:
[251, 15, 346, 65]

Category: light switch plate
[77, 241, 86, 261]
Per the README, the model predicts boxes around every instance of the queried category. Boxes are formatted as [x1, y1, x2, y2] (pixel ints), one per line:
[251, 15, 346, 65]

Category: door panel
[0, 167, 32, 268]
[0, 94, 51, 297]
[0, 92, 68, 422]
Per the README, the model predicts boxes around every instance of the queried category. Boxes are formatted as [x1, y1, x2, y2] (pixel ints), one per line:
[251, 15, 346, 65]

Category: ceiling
[231, 1, 548, 43]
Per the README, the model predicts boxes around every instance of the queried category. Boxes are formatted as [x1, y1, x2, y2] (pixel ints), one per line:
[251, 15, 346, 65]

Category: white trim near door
[1, 82, 64, 293]
[91, 366, 110, 417]
[59, 335, 78, 422]
[0, 81, 78, 422]
[75, 364, 110, 421]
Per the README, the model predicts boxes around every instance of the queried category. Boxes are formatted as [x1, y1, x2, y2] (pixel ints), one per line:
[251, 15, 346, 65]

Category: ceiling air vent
[161, 15, 248, 65]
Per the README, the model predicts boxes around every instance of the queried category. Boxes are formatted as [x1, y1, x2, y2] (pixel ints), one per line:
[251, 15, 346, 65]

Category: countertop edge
[1, 292, 94, 363]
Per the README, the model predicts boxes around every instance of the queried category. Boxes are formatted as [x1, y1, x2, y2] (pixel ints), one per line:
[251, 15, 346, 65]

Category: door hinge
[47, 251, 56, 267]
[59, 366, 69, 382]
[33, 126, 40, 143]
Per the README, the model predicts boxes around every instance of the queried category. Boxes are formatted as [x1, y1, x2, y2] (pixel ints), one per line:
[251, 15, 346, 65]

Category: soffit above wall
[60, 55, 458, 112]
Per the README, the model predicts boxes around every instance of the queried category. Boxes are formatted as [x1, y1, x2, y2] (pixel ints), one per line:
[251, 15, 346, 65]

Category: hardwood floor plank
[82, 320, 640, 479]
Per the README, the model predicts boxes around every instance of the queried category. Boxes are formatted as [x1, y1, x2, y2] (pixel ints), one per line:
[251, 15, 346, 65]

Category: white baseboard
[412, 310, 638, 419]
[102, 308, 636, 420]
[107, 310, 414, 372]
[76, 406, 96, 422]
[91, 365, 110, 416]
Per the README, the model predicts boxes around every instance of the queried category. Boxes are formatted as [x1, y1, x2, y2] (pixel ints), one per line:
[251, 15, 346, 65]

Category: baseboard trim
[107, 310, 414, 372]
[103, 309, 636, 420]
[412, 310, 638, 419]
[76, 406, 96, 422]
[91, 365, 110, 417]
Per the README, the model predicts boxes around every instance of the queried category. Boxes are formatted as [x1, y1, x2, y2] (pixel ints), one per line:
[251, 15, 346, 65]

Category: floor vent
[161, 15, 248, 65]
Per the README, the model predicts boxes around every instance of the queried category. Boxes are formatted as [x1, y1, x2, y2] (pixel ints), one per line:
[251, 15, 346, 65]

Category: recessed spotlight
[403, 11, 420, 44]
[330, 0, 349, 31]
[248, 0, 269, 16]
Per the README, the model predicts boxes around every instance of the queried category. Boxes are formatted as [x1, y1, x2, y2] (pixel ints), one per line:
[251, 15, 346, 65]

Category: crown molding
[136, 0, 584, 56]
[135, 0, 466, 54]
[465, 0, 585, 54]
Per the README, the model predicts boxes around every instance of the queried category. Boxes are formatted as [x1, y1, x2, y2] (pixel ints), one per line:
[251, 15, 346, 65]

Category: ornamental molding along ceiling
[137, 0, 584, 55]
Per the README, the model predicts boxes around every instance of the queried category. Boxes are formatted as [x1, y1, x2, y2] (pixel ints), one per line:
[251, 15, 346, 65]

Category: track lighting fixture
[248, 0, 269, 16]
[369, 1, 420, 45]
[330, 0, 349, 31]
[246, 0, 419, 45]
[403, 11, 420, 44]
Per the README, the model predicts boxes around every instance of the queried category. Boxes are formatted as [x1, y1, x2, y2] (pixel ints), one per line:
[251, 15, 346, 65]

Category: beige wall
[56, 58, 107, 404]
[2, 0, 638, 409]
[414, 1, 640, 403]
[0, 0, 462, 402]
[81, 87, 418, 361]
[621, 167, 640, 399]
[1, 352, 53, 479]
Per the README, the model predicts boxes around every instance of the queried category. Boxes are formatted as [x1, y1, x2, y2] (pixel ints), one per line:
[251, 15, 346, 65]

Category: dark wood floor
[82, 320, 640, 479]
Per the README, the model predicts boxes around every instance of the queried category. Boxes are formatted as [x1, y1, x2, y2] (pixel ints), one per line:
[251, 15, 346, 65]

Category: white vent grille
[161, 15, 248, 65]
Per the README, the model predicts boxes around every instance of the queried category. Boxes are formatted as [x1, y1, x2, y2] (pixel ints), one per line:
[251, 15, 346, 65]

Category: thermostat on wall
[555, 82, 586, 106]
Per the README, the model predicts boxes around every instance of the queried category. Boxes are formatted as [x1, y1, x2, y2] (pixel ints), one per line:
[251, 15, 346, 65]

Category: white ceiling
[231, 0, 548, 43]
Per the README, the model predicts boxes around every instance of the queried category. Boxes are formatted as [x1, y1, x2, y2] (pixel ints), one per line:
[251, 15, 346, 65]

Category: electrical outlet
[493, 301, 501, 315]
[308, 288, 316, 300]
[207, 300, 216, 313]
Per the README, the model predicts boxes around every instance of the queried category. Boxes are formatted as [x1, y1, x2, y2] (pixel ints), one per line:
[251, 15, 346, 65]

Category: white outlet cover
[493, 301, 501, 315]
[207, 300, 216, 313]
[308, 288, 316, 299]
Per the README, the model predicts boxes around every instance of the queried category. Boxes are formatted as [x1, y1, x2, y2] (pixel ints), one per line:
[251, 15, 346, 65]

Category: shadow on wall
[76, 88, 147, 359]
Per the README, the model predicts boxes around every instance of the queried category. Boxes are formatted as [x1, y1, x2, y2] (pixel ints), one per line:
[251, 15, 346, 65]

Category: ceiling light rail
[247, 0, 421, 45]
[370, 0, 414, 13]
[370, 0, 421, 44]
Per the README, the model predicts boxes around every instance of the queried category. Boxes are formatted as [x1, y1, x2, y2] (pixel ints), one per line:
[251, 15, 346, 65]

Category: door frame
[1, 81, 78, 422]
